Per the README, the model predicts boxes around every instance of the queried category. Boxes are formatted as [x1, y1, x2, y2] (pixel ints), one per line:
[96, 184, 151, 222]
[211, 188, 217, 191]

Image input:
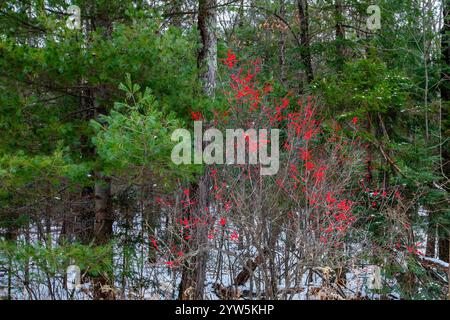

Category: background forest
[0, 0, 449, 300]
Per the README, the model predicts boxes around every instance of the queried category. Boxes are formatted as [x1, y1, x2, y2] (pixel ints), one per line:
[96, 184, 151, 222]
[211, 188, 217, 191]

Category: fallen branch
[419, 256, 449, 272]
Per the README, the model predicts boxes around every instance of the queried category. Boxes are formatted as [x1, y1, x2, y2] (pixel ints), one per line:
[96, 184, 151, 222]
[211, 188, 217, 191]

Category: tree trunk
[91, 175, 115, 300]
[179, 173, 211, 300]
[197, 0, 218, 97]
[439, 238, 450, 263]
[426, 212, 437, 257]
[439, 0, 450, 263]
[334, 0, 346, 66]
[94, 176, 113, 245]
[75, 85, 95, 244]
[89, 4, 115, 300]
[179, 0, 217, 300]
[279, 0, 287, 84]
[238, 0, 245, 27]
[165, 0, 183, 28]
[440, 0, 450, 183]
[440, 0, 450, 180]
[297, 0, 314, 85]
[448, 241, 450, 300]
